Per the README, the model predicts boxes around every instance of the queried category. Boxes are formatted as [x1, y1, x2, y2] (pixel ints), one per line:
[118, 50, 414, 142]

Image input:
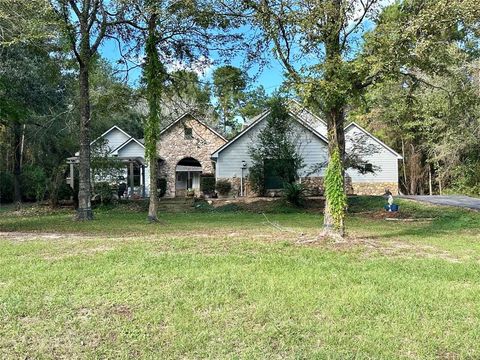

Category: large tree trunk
[145, 13, 161, 222]
[76, 33, 93, 220]
[321, 0, 346, 238]
[148, 158, 158, 221]
[323, 107, 346, 237]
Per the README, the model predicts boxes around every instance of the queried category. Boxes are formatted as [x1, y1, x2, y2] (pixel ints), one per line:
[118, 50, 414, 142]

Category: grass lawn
[1, 197, 480, 358]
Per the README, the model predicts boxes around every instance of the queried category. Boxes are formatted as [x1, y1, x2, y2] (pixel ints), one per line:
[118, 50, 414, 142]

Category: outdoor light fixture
[241, 160, 247, 197]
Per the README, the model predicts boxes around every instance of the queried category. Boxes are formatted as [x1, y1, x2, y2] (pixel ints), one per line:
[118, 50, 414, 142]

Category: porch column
[129, 161, 134, 198]
[141, 165, 146, 198]
[69, 162, 74, 189]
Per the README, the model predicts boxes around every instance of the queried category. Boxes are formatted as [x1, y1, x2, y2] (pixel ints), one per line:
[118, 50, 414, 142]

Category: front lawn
[1, 197, 479, 358]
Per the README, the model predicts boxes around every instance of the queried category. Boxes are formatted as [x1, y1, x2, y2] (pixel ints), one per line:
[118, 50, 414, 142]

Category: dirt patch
[0, 231, 95, 242]
[295, 234, 464, 262]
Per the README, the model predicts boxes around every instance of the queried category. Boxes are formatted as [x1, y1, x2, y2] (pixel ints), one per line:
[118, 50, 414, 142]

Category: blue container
[384, 204, 399, 212]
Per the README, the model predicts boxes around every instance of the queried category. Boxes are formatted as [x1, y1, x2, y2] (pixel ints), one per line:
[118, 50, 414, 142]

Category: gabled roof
[74, 125, 133, 156]
[287, 99, 328, 127]
[92, 125, 132, 145]
[345, 122, 403, 160]
[160, 112, 227, 142]
[111, 136, 145, 155]
[211, 109, 328, 158]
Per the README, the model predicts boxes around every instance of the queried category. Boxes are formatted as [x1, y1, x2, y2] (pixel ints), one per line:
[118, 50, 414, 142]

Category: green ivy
[324, 149, 347, 229]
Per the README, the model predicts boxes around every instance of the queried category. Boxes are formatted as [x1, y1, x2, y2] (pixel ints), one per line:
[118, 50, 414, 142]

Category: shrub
[0, 171, 14, 203]
[283, 182, 306, 207]
[21, 165, 47, 202]
[94, 182, 113, 204]
[157, 178, 167, 198]
[215, 179, 232, 196]
[57, 181, 74, 201]
[200, 175, 215, 194]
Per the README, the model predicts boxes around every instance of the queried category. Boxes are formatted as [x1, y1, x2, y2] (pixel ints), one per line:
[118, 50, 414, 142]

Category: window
[364, 163, 373, 172]
[184, 127, 193, 139]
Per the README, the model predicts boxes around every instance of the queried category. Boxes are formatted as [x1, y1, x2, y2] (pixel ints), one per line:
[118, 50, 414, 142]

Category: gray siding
[216, 117, 328, 178]
[345, 125, 399, 183]
[103, 129, 130, 152]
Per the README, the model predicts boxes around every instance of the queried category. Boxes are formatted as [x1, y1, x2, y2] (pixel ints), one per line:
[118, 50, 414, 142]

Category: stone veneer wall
[351, 182, 399, 196]
[157, 116, 226, 197]
[216, 176, 398, 197]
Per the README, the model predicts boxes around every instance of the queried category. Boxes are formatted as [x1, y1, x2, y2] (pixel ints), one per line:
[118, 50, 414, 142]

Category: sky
[99, 37, 287, 94]
[99, 0, 394, 94]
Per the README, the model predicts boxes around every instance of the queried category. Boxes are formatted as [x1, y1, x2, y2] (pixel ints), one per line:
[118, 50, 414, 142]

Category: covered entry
[175, 157, 202, 197]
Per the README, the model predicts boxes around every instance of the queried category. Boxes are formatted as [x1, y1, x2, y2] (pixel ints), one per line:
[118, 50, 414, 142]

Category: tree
[352, 0, 480, 195]
[49, 0, 127, 220]
[238, 0, 383, 237]
[162, 70, 215, 124]
[0, 41, 66, 206]
[212, 65, 247, 135]
[248, 98, 304, 195]
[120, 0, 242, 221]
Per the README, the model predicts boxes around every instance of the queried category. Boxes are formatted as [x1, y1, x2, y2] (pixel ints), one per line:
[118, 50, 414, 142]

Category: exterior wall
[300, 176, 324, 196]
[102, 128, 130, 152]
[351, 182, 399, 195]
[157, 116, 226, 197]
[117, 142, 150, 196]
[215, 116, 329, 179]
[344, 125, 400, 184]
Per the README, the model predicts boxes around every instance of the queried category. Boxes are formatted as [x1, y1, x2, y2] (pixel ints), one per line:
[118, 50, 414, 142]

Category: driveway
[400, 195, 480, 210]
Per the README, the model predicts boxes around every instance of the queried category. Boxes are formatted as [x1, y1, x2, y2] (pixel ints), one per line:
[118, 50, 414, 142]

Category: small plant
[200, 174, 215, 195]
[283, 182, 306, 207]
[157, 178, 167, 198]
[215, 179, 232, 196]
[186, 188, 195, 197]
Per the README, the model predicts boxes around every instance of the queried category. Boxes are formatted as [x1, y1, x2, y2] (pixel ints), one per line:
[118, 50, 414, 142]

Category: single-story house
[67, 125, 150, 198]
[212, 105, 402, 196]
[67, 105, 402, 198]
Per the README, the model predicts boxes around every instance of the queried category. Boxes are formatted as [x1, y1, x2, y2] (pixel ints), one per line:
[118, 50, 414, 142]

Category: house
[67, 125, 149, 198]
[212, 106, 402, 196]
[67, 113, 226, 198]
[68, 106, 401, 198]
[156, 113, 227, 197]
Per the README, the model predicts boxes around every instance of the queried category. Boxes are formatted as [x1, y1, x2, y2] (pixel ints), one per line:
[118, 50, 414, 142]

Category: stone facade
[300, 177, 324, 196]
[351, 182, 399, 196]
[216, 176, 398, 197]
[157, 115, 226, 197]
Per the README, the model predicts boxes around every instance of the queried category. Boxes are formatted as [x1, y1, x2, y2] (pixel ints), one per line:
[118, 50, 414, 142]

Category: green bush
[200, 175, 215, 194]
[0, 171, 14, 203]
[94, 182, 113, 204]
[57, 181, 74, 201]
[22, 165, 47, 202]
[283, 182, 306, 207]
[215, 179, 232, 196]
[157, 178, 167, 198]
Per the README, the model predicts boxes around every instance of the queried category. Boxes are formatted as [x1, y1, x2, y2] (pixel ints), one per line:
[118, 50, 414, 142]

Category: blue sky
[99, 1, 392, 94]
[99, 39, 286, 94]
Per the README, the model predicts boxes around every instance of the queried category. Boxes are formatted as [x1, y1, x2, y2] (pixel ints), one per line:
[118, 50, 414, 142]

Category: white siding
[216, 117, 328, 178]
[345, 125, 399, 183]
[102, 128, 130, 152]
[117, 141, 150, 194]
[117, 141, 144, 158]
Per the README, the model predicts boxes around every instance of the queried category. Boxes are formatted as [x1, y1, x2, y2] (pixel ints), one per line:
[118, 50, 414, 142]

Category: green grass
[1, 197, 480, 358]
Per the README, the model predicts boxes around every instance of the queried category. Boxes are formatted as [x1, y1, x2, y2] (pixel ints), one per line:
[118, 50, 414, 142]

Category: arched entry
[175, 157, 202, 197]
